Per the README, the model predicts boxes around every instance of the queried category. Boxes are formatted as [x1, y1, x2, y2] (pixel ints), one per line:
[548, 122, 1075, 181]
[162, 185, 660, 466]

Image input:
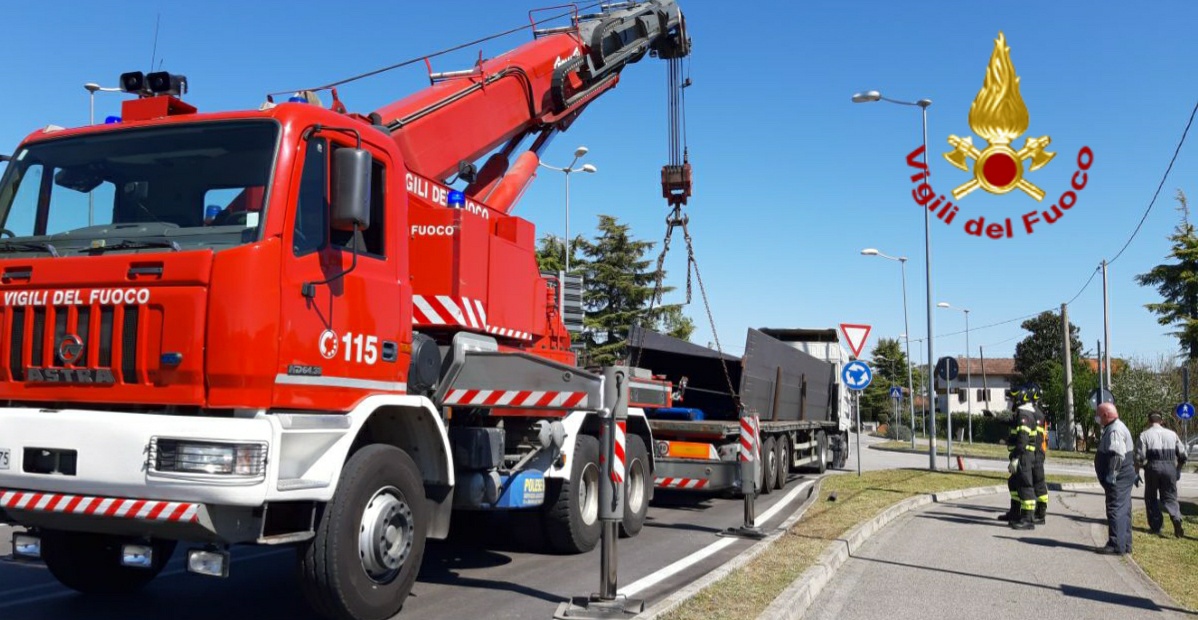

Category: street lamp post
[84, 82, 121, 227]
[862, 248, 917, 450]
[853, 89, 936, 470]
[539, 146, 597, 273]
[938, 302, 973, 444]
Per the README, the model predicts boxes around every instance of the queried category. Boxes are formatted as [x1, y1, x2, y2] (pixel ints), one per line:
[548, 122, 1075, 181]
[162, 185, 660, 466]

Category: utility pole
[1102, 260, 1112, 388]
[1061, 303, 1075, 451]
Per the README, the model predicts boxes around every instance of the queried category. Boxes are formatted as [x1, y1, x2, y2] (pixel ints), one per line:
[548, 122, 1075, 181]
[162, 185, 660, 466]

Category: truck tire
[620, 434, 650, 538]
[815, 431, 829, 474]
[544, 434, 602, 553]
[774, 435, 789, 490]
[760, 436, 777, 495]
[298, 444, 427, 620]
[40, 530, 174, 594]
[831, 432, 848, 469]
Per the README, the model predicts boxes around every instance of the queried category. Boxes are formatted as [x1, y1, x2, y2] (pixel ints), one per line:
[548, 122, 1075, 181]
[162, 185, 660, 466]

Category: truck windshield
[0, 121, 279, 254]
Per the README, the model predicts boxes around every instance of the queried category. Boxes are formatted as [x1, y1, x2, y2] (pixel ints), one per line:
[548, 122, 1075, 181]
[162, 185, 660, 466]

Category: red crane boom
[373, 0, 690, 213]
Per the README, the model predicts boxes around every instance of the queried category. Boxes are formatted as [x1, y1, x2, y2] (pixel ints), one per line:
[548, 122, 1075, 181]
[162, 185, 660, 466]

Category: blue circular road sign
[842, 360, 873, 391]
[1177, 402, 1194, 420]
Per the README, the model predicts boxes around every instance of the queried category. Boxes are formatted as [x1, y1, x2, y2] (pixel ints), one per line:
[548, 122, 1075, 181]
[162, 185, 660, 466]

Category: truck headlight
[151, 438, 267, 476]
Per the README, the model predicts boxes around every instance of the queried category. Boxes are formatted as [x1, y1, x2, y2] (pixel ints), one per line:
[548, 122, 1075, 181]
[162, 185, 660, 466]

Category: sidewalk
[802, 486, 1191, 619]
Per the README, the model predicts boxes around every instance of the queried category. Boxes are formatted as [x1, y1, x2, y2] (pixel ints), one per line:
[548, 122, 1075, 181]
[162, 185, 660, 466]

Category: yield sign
[839, 323, 872, 359]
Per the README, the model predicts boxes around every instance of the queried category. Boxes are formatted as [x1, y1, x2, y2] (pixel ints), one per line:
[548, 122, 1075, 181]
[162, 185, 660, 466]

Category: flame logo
[968, 33, 1028, 147]
[944, 32, 1054, 201]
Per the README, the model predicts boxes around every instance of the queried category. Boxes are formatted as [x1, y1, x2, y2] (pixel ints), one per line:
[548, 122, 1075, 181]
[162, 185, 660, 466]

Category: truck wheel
[760, 436, 777, 495]
[815, 431, 829, 474]
[831, 432, 848, 469]
[774, 435, 789, 489]
[40, 530, 174, 594]
[298, 444, 427, 620]
[620, 434, 650, 538]
[544, 435, 602, 553]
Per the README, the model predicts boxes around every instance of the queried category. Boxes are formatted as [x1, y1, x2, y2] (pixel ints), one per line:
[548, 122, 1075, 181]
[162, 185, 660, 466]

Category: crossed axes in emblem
[944, 135, 1055, 201]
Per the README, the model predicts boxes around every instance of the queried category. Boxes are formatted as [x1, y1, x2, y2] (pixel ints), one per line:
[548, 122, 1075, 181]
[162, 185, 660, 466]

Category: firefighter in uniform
[1135, 412, 1188, 538]
[1026, 384, 1050, 524]
[999, 387, 1038, 530]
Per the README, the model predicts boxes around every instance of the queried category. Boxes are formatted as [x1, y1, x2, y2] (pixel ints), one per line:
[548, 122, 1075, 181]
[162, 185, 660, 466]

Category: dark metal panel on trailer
[739, 328, 836, 424]
[626, 326, 742, 419]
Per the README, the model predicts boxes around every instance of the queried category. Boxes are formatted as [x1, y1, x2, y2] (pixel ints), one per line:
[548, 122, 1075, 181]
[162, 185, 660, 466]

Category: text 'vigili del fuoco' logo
[905, 32, 1093, 239]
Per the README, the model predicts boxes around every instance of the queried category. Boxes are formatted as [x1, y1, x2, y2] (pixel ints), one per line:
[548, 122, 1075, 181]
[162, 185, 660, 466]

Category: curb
[755, 481, 1104, 620]
[633, 478, 823, 620]
[867, 444, 1096, 467]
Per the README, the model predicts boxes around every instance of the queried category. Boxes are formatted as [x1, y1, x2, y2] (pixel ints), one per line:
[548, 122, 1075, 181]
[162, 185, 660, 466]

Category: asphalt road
[8, 433, 1163, 620]
[0, 469, 818, 619]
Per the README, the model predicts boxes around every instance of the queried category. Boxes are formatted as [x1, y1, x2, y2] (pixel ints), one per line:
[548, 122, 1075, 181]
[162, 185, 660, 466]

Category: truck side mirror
[302, 146, 372, 299]
[332, 148, 371, 231]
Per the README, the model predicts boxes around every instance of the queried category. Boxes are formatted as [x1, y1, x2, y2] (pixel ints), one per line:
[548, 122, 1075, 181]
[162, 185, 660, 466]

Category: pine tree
[535, 234, 585, 274]
[577, 215, 687, 365]
[860, 338, 911, 422]
[1136, 190, 1198, 360]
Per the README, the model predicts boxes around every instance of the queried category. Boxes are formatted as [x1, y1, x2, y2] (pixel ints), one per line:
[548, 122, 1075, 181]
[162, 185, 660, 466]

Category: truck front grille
[7, 304, 142, 383]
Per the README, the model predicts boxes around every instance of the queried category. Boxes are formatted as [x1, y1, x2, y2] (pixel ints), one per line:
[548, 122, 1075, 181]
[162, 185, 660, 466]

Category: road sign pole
[946, 373, 953, 469]
[841, 360, 872, 478]
[856, 391, 862, 477]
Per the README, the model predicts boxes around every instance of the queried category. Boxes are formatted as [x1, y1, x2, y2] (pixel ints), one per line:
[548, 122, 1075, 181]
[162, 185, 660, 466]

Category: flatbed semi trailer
[627, 327, 850, 494]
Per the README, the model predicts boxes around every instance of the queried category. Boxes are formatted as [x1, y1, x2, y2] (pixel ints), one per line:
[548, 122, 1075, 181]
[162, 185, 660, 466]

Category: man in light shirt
[1094, 402, 1135, 555]
[1135, 412, 1188, 538]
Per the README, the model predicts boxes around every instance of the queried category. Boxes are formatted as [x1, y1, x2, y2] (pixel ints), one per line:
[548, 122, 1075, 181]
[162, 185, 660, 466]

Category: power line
[270, 3, 604, 96]
[1107, 97, 1198, 265]
[1065, 265, 1102, 306]
[980, 333, 1022, 348]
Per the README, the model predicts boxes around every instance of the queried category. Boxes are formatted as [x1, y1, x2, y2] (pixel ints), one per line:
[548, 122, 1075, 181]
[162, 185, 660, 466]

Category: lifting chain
[633, 205, 741, 412]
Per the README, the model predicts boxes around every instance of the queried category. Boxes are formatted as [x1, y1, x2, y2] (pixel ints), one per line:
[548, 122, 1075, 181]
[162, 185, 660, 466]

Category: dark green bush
[915, 411, 1013, 443]
[885, 424, 913, 441]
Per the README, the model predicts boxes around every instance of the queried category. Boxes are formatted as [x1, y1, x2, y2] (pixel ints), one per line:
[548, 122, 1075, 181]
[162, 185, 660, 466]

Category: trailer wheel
[831, 432, 848, 469]
[40, 530, 174, 594]
[620, 434, 650, 538]
[774, 435, 790, 489]
[760, 436, 777, 495]
[298, 444, 427, 620]
[544, 434, 602, 553]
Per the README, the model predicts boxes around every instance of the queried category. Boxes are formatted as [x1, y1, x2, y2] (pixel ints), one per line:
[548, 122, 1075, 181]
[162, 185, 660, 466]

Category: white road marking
[619, 479, 815, 597]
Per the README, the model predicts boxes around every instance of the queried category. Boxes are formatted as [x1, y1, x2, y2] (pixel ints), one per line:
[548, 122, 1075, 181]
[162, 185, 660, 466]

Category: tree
[577, 215, 688, 365]
[535, 234, 586, 274]
[1136, 190, 1198, 361]
[1013, 310, 1084, 386]
[860, 338, 911, 423]
[656, 305, 695, 341]
[1111, 356, 1180, 441]
[1040, 358, 1099, 445]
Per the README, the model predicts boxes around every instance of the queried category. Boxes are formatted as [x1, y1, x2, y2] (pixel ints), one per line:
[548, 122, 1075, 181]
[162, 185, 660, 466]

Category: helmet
[1011, 383, 1041, 406]
[1025, 383, 1042, 402]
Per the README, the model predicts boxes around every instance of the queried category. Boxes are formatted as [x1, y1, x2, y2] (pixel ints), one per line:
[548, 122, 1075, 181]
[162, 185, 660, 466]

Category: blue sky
[3, 1, 1198, 366]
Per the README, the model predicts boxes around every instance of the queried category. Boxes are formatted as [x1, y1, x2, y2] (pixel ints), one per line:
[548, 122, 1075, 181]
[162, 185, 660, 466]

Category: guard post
[721, 410, 765, 539]
[555, 366, 642, 619]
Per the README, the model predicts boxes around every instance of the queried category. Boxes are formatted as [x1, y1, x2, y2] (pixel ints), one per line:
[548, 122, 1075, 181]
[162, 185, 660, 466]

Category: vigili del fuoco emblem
[944, 32, 1055, 201]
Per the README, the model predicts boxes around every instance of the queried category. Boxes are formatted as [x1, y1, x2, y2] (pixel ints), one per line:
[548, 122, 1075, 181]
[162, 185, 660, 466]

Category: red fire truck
[0, 2, 689, 619]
